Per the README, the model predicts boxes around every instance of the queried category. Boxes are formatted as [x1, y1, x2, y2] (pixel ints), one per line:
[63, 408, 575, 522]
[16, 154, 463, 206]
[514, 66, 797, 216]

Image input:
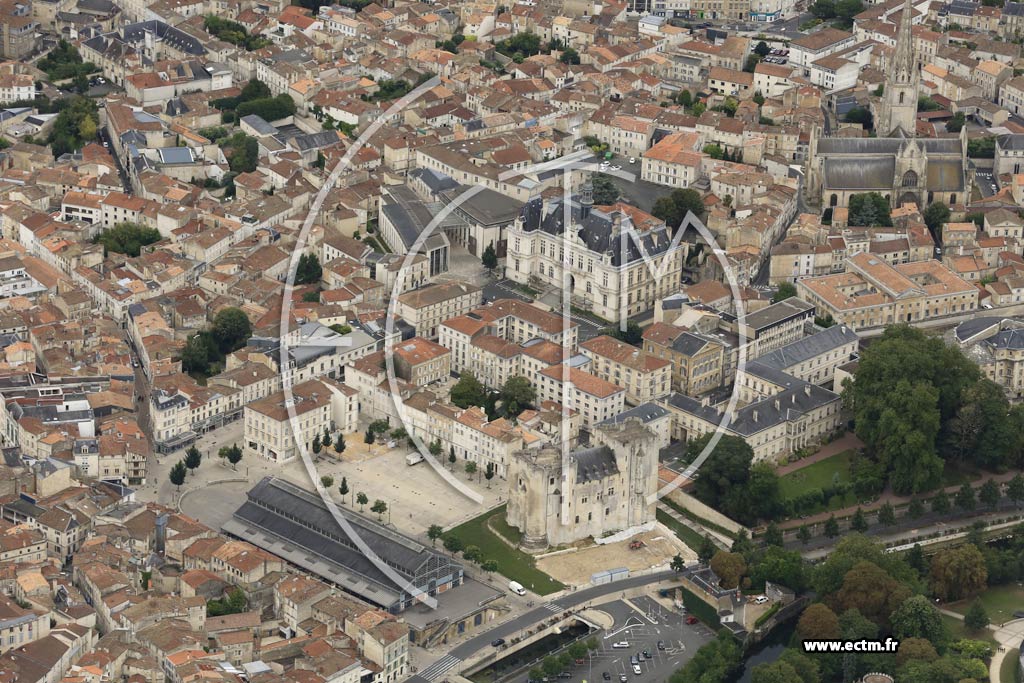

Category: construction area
[536, 526, 695, 586]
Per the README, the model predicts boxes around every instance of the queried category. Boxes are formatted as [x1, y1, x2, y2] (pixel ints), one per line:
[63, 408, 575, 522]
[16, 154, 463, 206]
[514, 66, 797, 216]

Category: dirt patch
[536, 527, 696, 586]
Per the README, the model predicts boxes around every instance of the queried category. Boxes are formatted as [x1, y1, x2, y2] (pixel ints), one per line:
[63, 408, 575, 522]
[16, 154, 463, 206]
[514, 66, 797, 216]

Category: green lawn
[1000, 648, 1020, 683]
[941, 614, 998, 646]
[447, 505, 564, 596]
[657, 507, 706, 551]
[948, 585, 1024, 626]
[779, 450, 855, 500]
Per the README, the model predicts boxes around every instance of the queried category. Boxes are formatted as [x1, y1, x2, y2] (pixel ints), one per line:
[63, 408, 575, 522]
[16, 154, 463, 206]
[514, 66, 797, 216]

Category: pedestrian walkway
[779, 470, 1022, 531]
[657, 502, 731, 549]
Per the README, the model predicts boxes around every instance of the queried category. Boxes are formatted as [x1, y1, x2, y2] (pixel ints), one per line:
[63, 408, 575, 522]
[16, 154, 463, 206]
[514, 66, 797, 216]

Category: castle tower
[877, 0, 919, 137]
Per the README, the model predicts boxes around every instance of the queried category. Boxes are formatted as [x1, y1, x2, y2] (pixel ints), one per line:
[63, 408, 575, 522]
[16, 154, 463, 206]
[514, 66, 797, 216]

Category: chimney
[752, 410, 758, 422]
[804, 385, 811, 396]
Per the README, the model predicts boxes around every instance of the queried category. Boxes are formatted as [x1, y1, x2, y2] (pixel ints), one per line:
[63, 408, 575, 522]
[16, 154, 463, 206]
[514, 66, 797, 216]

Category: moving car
[619, 675, 628, 682]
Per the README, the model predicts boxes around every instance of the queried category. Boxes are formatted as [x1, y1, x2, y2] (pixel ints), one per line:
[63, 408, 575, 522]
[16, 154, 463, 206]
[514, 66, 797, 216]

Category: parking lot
[562, 597, 712, 683]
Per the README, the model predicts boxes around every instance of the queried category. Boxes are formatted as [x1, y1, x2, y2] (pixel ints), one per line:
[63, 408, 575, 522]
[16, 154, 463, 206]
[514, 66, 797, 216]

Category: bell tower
[878, 0, 919, 137]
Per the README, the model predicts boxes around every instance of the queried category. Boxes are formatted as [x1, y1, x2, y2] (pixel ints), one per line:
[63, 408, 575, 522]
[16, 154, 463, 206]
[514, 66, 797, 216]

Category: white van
[405, 453, 423, 466]
[509, 581, 527, 596]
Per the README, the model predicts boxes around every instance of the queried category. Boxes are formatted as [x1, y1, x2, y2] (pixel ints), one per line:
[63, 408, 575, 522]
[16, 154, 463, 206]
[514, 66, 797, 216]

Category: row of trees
[425, 441, 497, 485]
[322, 474, 389, 519]
[428, 525, 499, 574]
[805, 475, 1024, 541]
[527, 639, 600, 681]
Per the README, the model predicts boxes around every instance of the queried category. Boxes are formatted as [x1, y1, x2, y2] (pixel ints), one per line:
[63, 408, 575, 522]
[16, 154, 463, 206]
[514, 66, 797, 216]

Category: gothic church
[804, 0, 970, 210]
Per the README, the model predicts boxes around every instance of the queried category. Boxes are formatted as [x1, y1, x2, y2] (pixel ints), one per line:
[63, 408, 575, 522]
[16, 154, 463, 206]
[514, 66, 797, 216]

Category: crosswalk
[418, 654, 461, 681]
[541, 601, 563, 613]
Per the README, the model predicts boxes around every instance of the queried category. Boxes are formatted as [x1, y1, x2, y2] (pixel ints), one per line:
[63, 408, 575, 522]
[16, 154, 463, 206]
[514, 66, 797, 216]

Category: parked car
[602, 673, 612, 681]
[628, 157, 637, 164]
[491, 638, 505, 647]
[754, 596, 769, 605]
[686, 616, 699, 625]
[629, 656, 639, 666]
[612, 641, 629, 649]
[657, 641, 665, 651]
[632, 665, 642, 676]
[619, 675, 628, 682]
[642, 650, 651, 660]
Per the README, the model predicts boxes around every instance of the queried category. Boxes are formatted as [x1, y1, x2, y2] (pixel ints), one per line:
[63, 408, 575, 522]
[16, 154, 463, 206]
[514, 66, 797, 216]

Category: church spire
[878, 0, 919, 136]
[893, 0, 916, 79]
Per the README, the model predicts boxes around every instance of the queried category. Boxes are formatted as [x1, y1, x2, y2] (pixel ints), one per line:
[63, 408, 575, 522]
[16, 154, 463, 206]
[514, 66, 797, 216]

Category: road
[975, 170, 997, 198]
[97, 127, 132, 193]
[410, 571, 678, 683]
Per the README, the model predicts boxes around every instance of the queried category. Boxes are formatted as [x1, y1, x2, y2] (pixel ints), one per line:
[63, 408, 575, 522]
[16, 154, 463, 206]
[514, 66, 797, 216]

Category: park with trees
[675, 530, 1019, 683]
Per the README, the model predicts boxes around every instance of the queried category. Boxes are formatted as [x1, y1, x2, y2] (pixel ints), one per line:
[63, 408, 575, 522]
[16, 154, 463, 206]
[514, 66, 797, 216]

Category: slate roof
[927, 159, 965, 191]
[757, 324, 859, 370]
[953, 316, 1004, 343]
[123, 20, 205, 55]
[519, 196, 672, 267]
[224, 477, 461, 611]
[596, 402, 668, 427]
[663, 361, 840, 437]
[985, 328, 1024, 350]
[824, 157, 895, 190]
[440, 186, 524, 227]
[409, 167, 459, 194]
[573, 445, 619, 483]
[816, 137, 961, 155]
[997, 134, 1024, 150]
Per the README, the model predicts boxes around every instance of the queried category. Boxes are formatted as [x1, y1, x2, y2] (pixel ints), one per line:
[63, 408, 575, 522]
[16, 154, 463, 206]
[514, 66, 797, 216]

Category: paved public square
[146, 419, 502, 541]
